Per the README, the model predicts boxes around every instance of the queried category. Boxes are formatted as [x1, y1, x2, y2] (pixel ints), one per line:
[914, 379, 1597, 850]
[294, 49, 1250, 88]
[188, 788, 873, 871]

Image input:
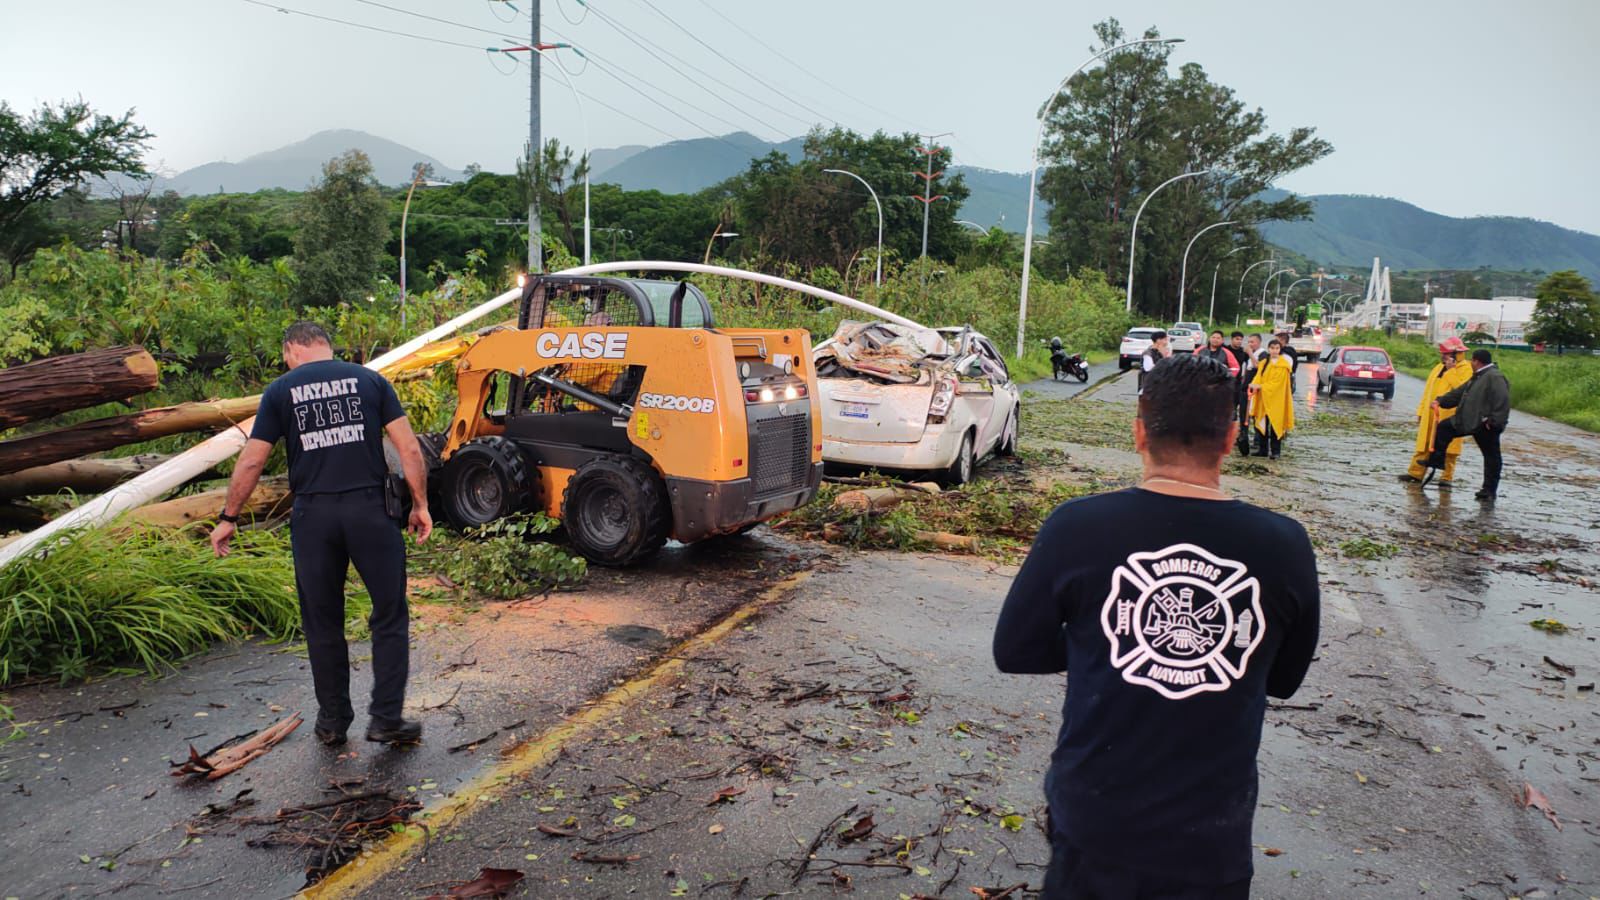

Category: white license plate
[839, 402, 871, 419]
[1357, 371, 1373, 378]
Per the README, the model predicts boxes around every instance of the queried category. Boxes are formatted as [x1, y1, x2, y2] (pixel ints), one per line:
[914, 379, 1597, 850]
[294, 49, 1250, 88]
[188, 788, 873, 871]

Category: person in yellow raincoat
[1399, 336, 1472, 487]
[1248, 338, 1295, 458]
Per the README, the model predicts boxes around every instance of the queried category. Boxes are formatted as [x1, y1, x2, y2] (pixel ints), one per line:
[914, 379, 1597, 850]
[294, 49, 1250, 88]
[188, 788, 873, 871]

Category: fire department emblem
[1100, 543, 1263, 700]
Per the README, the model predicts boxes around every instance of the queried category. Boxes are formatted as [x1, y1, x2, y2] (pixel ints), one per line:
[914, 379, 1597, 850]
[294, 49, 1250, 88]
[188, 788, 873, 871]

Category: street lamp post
[400, 171, 451, 330]
[1259, 269, 1297, 319]
[823, 168, 884, 287]
[1236, 258, 1275, 315]
[1278, 277, 1314, 315]
[1178, 219, 1235, 323]
[1016, 36, 1185, 358]
[1209, 246, 1247, 324]
[1126, 169, 1215, 312]
[955, 219, 988, 235]
[702, 227, 739, 266]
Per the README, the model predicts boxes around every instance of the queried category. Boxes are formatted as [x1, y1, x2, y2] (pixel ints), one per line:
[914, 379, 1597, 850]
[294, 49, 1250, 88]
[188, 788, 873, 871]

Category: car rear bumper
[822, 422, 966, 472]
[1330, 376, 1394, 392]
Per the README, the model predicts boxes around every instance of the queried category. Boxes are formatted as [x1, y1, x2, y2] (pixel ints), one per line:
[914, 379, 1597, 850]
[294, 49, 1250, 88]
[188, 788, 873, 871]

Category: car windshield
[1342, 350, 1389, 365]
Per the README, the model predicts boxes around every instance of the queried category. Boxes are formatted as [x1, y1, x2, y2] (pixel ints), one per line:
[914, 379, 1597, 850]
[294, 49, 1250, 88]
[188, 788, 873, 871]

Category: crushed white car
[812, 321, 1020, 484]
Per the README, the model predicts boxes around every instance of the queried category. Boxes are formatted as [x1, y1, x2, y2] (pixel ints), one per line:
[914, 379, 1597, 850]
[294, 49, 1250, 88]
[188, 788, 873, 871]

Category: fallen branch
[170, 713, 301, 780]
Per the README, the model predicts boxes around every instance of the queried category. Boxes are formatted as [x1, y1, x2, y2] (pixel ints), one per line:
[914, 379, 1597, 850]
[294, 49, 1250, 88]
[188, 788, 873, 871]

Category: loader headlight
[759, 387, 775, 403]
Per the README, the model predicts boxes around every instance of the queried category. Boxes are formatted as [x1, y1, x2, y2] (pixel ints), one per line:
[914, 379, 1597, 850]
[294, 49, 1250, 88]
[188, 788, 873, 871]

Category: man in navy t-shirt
[994, 353, 1320, 898]
[211, 321, 432, 746]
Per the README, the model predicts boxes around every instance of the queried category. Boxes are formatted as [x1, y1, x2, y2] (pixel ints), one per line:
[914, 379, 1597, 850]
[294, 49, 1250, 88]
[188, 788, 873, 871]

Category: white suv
[1119, 327, 1164, 370]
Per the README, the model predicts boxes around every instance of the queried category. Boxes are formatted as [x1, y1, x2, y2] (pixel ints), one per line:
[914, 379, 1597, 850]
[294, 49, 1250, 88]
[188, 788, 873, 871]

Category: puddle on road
[605, 624, 673, 650]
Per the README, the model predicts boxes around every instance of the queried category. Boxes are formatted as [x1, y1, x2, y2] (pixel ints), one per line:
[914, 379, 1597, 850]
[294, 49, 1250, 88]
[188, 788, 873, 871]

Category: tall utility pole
[527, 0, 542, 273]
[914, 133, 951, 286]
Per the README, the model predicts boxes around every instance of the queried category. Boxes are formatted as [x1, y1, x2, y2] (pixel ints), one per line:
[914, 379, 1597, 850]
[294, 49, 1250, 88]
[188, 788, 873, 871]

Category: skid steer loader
[428, 275, 823, 566]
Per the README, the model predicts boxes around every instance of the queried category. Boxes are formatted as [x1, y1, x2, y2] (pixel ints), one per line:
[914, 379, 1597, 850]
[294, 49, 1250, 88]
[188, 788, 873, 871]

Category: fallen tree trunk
[0, 346, 161, 429]
[0, 396, 259, 477]
[126, 476, 290, 528]
[832, 483, 940, 513]
[0, 454, 174, 501]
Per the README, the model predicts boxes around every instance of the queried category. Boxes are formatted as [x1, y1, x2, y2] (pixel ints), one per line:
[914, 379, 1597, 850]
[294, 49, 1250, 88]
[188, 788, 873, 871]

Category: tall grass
[1336, 329, 1600, 433]
[0, 524, 310, 684]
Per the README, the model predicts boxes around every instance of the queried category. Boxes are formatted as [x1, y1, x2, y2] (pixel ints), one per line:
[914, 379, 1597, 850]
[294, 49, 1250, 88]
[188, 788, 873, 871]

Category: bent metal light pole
[1260, 268, 1297, 319]
[1016, 36, 1185, 358]
[1236, 258, 1275, 313]
[824, 168, 884, 287]
[1209, 246, 1247, 324]
[1126, 168, 1215, 313]
[1178, 219, 1235, 323]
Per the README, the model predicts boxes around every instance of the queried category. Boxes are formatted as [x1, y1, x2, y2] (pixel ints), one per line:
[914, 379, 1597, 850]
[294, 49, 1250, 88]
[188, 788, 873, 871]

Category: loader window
[528, 282, 650, 330]
[519, 362, 644, 414]
[635, 280, 713, 328]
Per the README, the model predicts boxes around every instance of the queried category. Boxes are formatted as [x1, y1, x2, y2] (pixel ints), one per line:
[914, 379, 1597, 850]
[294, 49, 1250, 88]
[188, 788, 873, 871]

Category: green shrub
[427, 513, 588, 600]
[0, 524, 315, 684]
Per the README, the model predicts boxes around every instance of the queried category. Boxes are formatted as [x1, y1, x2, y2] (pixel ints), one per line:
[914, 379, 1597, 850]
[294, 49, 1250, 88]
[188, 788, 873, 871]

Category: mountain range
[157, 130, 1600, 280]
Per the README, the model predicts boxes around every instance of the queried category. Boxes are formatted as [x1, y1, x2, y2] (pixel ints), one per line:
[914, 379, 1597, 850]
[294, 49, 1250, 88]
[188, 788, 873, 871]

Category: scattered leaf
[1354, 771, 1368, 785]
[839, 814, 875, 843]
[1263, 847, 1285, 857]
[708, 824, 724, 835]
[1529, 618, 1570, 635]
[1520, 782, 1562, 830]
[707, 786, 746, 806]
[429, 866, 524, 899]
[999, 814, 1025, 832]
[612, 813, 637, 828]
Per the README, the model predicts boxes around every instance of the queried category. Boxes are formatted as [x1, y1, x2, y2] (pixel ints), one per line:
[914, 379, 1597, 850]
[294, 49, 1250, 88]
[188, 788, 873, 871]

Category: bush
[0, 524, 319, 684]
[426, 513, 588, 600]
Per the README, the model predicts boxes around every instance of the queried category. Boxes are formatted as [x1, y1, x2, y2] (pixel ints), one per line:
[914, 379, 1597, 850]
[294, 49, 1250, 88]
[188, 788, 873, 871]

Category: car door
[973, 337, 1015, 454]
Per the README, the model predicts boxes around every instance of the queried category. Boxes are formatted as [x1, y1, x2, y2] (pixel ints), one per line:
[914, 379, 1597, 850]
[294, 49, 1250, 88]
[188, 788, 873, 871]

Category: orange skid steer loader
[426, 275, 822, 565]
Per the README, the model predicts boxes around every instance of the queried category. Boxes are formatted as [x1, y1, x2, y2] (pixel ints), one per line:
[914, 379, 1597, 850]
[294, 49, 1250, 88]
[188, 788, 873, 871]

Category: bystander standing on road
[210, 321, 433, 747]
[1427, 348, 1511, 500]
[1399, 337, 1472, 489]
[1194, 329, 1241, 377]
[1138, 330, 1171, 395]
[993, 353, 1320, 899]
[1225, 332, 1254, 456]
[1249, 339, 1295, 459]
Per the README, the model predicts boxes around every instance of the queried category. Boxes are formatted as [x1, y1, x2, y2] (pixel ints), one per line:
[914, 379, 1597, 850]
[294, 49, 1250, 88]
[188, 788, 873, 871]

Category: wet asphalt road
[4, 359, 1597, 899]
[0, 535, 816, 899]
[1021, 357, 1121, 400]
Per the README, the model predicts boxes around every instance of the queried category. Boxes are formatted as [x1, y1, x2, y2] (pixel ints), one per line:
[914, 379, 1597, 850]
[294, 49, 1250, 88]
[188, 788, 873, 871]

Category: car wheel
[1383, 387, 1394, 400]
[440, 436, 530, 529]
[1327, 382, 1338, 398]
[997, 410, 1018, 457]
[1119, 358, 1131, 371]
[942, 431, 976, 487]
[561, 455, 670, 567]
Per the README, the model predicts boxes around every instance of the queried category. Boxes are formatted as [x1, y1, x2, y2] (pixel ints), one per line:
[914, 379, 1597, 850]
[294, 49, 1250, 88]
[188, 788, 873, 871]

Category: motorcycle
[1049, 343, 1090, 383]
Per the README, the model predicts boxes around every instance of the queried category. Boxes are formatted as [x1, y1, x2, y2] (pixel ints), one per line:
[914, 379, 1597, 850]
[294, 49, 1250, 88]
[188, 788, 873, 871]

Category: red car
[1317, 346, 1395, 399]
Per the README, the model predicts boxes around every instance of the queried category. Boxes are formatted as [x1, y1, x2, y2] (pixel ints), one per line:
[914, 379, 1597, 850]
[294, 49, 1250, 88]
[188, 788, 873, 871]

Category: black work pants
[1429, 418, 1504, 494]
[290, 488, 410, 729]
[1252, 421, 1282, 457]
[1044, 839, 1250, 899]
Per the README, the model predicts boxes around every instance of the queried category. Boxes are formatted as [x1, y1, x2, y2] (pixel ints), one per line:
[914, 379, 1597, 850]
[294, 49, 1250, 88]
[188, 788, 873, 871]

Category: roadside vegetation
[1335, 328, 1600, 432]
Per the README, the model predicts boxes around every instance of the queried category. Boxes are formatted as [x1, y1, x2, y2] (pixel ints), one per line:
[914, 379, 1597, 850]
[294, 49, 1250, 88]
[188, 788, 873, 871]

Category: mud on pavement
[0, 534, 816, 899]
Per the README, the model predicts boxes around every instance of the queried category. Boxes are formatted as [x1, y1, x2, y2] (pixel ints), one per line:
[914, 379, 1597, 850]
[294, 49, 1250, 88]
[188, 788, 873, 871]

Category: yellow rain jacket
[1413, 358, 1472, 455]
[1251, 354, 1296, 437]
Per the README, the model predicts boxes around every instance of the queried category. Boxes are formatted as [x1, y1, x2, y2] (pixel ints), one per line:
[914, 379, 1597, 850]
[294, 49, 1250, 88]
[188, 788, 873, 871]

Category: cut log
[0, 346, 161, 429]
[0, 396, 260, 477]
[0, 454, 174, 501]
[833, 485, 935, 513]
[126, 476, 290, 528]
[914, 530, 979, 552]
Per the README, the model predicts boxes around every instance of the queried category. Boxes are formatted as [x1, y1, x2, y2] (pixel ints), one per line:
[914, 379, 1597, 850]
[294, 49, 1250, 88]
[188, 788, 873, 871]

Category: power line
[687, 0, 924, 134]
[578, 1, 810, 135]
[629, 0, 838, 127]
[238, 0, 483, 49]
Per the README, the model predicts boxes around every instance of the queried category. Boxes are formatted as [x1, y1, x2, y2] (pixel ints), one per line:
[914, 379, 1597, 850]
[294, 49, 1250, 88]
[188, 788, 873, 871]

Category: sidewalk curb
[300, 569, 815, 899]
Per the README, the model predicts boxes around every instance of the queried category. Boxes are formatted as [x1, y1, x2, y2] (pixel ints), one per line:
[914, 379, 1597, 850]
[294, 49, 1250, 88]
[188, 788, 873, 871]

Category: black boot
[366, 718, 423, 745]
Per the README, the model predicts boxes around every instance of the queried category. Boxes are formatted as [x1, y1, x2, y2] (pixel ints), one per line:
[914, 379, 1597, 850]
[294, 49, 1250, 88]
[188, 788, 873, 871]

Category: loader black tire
[561, 455, 670, 567]
[440, 436, 530, 529]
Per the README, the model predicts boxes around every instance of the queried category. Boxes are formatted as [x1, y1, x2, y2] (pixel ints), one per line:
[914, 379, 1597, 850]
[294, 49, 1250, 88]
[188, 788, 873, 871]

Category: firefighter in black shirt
[211, 322, 433, 747]
[993, 354, 1320, 898]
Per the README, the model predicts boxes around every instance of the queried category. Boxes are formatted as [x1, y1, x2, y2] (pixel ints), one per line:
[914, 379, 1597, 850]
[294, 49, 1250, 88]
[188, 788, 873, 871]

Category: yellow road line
[301, 569, 813, 899]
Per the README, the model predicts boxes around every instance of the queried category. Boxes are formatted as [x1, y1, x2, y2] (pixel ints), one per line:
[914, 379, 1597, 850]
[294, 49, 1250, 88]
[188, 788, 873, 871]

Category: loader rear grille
[750, 413, 811, 499]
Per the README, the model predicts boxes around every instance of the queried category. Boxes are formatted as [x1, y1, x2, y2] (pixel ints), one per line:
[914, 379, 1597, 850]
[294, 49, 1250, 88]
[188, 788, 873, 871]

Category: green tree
[1527, 270, 1598, 353]
[293, 150, 387, 306]
[1036, 18, 1331, 319]
[0, 99, 151, 279]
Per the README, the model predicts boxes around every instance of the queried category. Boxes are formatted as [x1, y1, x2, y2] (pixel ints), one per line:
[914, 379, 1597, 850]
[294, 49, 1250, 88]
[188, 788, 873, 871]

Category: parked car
[1317, 345, 1395, 399]
[1172, 321, 1203, 335]
[1166, 327, 1200, 353]
[813, 322, 1020, 485]
[1119, 327, 1163, 370]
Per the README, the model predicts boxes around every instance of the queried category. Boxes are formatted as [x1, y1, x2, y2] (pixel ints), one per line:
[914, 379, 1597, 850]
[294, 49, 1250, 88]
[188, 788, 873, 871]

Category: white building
[1427, 297, 1538, 347]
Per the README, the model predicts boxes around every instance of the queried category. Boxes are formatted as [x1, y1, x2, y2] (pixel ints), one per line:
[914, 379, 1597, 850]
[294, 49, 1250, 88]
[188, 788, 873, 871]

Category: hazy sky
[4, 0, 1597, 233]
